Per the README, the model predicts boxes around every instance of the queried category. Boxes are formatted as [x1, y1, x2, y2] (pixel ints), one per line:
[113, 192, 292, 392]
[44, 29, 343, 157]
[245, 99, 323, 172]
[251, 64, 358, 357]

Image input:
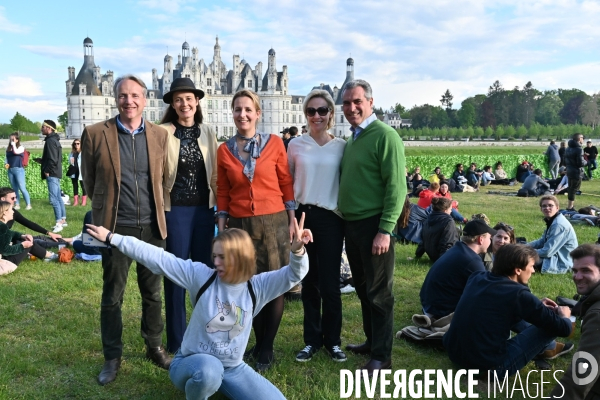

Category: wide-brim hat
[163, 77, 205, 104]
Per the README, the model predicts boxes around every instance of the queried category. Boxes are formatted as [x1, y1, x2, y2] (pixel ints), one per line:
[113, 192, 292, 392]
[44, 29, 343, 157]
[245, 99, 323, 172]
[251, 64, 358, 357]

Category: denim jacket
[528, 213, 578, 274]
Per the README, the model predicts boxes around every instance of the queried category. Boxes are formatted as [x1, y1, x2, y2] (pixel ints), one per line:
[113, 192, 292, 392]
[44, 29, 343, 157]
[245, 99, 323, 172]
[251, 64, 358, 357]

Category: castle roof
[83, 37, 93, 45]
[71, 57, 102, 96]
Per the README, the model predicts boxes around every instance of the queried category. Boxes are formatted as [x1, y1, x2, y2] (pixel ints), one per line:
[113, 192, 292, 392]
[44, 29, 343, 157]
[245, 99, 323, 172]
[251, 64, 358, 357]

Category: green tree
[457, 102, 476, 127]
[57, 111, 68, 129]
[505, 125, 516, 138]
[580, 95, 600, 128]
[528, 123, 540, 139]
[536, 91, 563, 126]
[465, 126, 474, 139]
[495, 125, 504, 140]
[10, 112, 38, 134]
[516, 125, 528, 140]
[474, 126, 484, 138]
[440, 89, 454, 110]
[484, 126, 494, 139]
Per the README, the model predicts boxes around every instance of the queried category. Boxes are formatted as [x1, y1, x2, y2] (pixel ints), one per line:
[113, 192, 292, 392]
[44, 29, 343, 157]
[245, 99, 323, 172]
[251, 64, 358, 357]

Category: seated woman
[481, 222, 516, 271]
[415, 197, 459, 262]
[520, 169, 550, 196]
[452, 163, 467, 186]
[428, 167, 442, 184]
[395, 195, 430, 245]
[409, 166, 425, 196]
[417, 182, 440, 208]
[549, 167, 568, 193]
[436, 181, 467, 223]
[516, 161, 533, 183]
[0, 201, 55, 264]
[482, 165, 511, 185]
[85, 219, 311, 400]
[494, 161, 509, 180]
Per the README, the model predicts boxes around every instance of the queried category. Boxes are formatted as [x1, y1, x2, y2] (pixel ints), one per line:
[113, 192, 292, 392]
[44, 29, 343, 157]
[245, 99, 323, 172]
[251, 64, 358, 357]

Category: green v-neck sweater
[338, 120, 406, 233]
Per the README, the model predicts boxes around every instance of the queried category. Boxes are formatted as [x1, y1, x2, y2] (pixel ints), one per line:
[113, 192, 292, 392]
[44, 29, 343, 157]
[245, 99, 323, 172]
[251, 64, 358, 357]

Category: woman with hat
[160, 77, 218, 354]
[216, 89, 295, 372]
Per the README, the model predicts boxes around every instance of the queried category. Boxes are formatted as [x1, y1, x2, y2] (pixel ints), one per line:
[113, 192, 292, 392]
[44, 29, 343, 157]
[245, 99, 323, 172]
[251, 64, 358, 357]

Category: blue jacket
[443, 271, 572, 371]
[545, 144, 560, 164]
[528, 213, 578, 274]
[396, 203, 429, 244]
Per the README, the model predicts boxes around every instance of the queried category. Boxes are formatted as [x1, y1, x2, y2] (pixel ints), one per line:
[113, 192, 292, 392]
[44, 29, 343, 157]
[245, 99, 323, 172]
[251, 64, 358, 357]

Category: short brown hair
[232, 89, 261, 113]
[213, 228, 256, 284]
[492, 244, 539, 276]
[431, 197, 452, 212]
[539, 195, 559, 209]
[429, 182, 440, 192]
[571, 244, 600, 272]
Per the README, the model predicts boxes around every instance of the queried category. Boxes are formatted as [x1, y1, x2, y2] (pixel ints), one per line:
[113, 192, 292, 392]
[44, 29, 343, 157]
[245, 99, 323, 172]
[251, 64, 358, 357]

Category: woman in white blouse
[287, 89, 347, 363]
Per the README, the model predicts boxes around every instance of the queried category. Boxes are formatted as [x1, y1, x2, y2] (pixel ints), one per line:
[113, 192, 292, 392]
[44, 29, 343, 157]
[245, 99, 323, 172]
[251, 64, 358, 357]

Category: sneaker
[25, 205, 32, 210]
[61, 220, 68, 227]
[44, 252, 58, 262]
[295, 345, 318, 362]
[340, 284, 355, 294]
[72, 232, 83, 242]
[541, 342, 574, 360]
[52, 224, 63, 233]
[327, 345, 347, 362]
[14, 204, 20, 210]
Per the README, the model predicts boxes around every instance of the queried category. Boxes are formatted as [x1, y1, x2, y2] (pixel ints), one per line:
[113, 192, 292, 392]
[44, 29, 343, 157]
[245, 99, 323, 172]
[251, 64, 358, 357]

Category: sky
[1, 0, 600, 124]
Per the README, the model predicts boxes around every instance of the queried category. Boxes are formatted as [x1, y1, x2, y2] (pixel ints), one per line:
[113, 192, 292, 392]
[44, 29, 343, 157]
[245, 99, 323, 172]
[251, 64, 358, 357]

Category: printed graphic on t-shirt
[206, 296, 249, 340]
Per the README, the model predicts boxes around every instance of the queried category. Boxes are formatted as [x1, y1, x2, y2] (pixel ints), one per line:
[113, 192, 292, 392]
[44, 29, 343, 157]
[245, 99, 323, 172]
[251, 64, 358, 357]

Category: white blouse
[287, 134, 346, 212]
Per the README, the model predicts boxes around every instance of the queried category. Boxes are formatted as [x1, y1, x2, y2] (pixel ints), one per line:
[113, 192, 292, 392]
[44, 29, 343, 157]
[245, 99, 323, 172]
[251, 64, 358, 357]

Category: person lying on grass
[85, 215, 311, 400]
[0, 201, 56, 264]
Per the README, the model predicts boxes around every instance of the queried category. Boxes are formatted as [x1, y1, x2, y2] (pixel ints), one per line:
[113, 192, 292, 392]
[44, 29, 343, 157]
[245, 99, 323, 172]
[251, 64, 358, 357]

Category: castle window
[150, 100, 155, 107]
[216, 126, 218, 133]
[83, 116, 85, 120]
[208, 100, 212, 109]
[151, 112, 156, 121]
[82, 100, 85, 105]
[207, 89, 212, 95]
[215, 113, 219, 122]
[105, 98, 108, 105]
[159, 111, 163, 120]
[106, 109, 109, 114]
[340, 115, 344, 123]
[208, 113, 213, 122]
[293, 115, 296, 123]
[223, 114, 227, 123]
[248, 80, 252, 87]
[82, 108, 85, 113]
[159, 100, 164, 107]
[207, 78, 212, 86]
[223, 100, 227, 109]
[229, 127, 233, 136]
[214, 101, 219, 110]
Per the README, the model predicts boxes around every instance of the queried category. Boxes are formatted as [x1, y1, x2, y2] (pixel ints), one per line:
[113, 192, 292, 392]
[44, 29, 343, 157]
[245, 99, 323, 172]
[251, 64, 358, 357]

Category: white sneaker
[25, 205, 32, 210]
[60, 220, 68, 227]
[14, 204, 20, 210]
[44, 252, 59, 262]
[340, 284, 355, 294]
[72, 232, 82, 241]
[52, 224, 63, 233]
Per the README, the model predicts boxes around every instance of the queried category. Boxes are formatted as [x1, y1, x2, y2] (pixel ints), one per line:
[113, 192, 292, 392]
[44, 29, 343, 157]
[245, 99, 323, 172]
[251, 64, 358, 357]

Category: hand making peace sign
[290, 212, 313, 253]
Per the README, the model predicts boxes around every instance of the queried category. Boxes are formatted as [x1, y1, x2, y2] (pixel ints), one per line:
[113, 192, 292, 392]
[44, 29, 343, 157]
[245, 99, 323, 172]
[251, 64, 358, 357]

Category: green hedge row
[1, 153, 591, 200]
[0, 155, 77, 200]
[407, 154, 594, 179]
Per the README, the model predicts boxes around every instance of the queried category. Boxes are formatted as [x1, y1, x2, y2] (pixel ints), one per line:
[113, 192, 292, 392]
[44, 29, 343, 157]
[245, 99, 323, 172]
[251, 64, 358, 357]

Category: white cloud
[0, 6, 30, 33]
[0, 77, 44, 97]
[137, 0, 197, 13]
[0, 98, 65, 123]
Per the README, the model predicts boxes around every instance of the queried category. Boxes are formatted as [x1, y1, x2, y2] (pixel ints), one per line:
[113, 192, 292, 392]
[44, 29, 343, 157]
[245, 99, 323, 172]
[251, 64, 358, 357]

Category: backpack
[195, 271, 256, 311]
[22, 150, 30, 167]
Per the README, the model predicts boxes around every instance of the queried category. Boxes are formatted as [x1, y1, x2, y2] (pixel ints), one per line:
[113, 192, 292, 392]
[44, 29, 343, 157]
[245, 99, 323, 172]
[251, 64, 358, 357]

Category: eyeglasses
[540, 204, 556, 209]
[306, 107, 330, 117]
[495, 222, 514, 232]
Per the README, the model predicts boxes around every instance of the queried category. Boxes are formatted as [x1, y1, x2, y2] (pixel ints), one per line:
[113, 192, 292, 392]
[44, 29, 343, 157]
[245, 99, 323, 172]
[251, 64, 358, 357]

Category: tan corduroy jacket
[81, 117, 169, 239]
[161, 122, 218, 211]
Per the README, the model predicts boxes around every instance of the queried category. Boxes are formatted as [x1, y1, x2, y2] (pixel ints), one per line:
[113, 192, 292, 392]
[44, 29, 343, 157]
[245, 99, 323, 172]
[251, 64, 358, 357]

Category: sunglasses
[9, 196, 16, 200]
[495, 222, 514, 231]
[307, 107, 330, 117]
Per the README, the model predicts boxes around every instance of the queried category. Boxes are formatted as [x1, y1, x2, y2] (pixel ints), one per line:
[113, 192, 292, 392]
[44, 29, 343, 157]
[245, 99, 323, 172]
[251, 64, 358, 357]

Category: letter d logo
[572, 351, 599, 386]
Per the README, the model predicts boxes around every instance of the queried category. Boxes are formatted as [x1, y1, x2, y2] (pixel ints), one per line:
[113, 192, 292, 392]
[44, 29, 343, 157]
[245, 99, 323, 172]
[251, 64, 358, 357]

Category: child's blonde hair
[213, 228, 256, 284]
[0, 201, 12, 222]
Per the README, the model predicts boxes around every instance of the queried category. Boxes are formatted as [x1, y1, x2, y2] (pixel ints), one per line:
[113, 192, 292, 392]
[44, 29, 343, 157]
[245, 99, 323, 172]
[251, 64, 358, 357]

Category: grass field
[1, 149, 598, 399]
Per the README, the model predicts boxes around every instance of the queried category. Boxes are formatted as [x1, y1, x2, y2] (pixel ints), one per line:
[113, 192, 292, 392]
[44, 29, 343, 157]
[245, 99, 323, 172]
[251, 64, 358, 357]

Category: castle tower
[346, 57, 354, 81]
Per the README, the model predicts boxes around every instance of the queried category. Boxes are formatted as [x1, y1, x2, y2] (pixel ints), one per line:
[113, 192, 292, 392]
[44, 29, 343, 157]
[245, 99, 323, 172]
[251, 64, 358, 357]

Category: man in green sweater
[338, 79, 406, 376]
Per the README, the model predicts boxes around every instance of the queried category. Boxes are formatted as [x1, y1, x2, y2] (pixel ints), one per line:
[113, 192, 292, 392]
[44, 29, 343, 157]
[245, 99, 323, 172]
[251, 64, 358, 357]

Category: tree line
[0, 111, 67, 138]
[389, 81, 600, 132]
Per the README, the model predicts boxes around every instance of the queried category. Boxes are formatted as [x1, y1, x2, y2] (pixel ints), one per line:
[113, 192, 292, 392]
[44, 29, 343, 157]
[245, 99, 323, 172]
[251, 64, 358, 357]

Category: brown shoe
[345, 342, 371, 355]
[97, 358, 121, 386]
[146, 346, 172, 369]
[360, 359, 392, 378]
[541, 342, 574, 360]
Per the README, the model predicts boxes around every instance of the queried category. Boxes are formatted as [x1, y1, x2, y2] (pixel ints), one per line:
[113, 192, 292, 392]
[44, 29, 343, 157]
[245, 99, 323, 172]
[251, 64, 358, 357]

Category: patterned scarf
[236, 133, 261, 182]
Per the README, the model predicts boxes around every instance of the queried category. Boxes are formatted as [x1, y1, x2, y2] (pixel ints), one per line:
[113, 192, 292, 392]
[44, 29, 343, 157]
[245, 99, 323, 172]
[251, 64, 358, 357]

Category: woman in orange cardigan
[217, 89, 295, 372]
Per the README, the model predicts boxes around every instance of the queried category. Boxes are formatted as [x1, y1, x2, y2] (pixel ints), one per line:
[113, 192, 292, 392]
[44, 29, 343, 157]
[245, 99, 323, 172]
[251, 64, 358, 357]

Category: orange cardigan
[217, 135, 294, 218]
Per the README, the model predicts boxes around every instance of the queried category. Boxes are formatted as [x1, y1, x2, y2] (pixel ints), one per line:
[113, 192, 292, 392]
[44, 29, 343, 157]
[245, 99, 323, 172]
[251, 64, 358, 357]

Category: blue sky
[1, 0, 600, 124]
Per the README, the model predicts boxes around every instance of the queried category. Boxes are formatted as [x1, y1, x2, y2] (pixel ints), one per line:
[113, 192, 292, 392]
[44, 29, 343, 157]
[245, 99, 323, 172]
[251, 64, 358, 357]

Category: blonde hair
[0, 201, 12, 222]
[231, 89, 261, 113]
[213, 228, 256, 284]
[303, 89, 335, 131]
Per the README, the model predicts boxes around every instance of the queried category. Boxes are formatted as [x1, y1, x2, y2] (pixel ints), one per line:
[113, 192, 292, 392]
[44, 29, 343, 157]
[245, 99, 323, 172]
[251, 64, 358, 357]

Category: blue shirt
[350, 113, 378, 140]
[116, 115, 145, 135]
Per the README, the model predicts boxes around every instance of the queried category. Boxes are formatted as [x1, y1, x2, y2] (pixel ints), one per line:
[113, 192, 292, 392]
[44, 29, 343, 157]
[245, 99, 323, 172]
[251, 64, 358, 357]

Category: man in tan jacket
[81, 75, 170, 386]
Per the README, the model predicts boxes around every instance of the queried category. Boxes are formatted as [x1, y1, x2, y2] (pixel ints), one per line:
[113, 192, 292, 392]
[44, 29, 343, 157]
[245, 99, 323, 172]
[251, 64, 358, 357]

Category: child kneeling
[86, 216, 311, 400]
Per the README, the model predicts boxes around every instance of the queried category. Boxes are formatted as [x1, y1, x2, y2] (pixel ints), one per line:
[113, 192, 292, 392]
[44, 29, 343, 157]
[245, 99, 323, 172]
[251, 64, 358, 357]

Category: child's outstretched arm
[85, 224, 213, 294]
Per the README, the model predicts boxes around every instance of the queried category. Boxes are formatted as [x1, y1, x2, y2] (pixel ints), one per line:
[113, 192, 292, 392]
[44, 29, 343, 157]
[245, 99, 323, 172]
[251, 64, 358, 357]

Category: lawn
[1, 166, 598, 399]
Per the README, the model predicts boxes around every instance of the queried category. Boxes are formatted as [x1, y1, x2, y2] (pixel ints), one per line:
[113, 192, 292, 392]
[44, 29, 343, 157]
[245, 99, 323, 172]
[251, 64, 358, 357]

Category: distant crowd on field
[5, 72, 600, 400]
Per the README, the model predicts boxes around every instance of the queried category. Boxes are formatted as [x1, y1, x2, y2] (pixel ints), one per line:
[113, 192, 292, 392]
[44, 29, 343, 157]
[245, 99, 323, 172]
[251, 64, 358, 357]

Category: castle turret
[152, 68, 158, 90]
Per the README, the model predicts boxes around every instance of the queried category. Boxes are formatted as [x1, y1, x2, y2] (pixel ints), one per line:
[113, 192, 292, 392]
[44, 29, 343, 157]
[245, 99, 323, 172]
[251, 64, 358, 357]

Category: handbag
[66, 164, 78, 177]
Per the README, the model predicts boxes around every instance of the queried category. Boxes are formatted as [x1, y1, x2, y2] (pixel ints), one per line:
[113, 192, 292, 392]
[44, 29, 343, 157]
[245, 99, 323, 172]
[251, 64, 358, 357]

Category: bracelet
[105, 231, 113, 246]
[292, 247, 305, 256]
[378, 229, 391, 235]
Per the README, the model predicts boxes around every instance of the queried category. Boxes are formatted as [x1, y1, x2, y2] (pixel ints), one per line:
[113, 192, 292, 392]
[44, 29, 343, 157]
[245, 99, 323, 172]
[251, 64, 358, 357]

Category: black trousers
[345, 214, 395, 362]
[296, 204, 345, 349]
[99, 224, 165, 360]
